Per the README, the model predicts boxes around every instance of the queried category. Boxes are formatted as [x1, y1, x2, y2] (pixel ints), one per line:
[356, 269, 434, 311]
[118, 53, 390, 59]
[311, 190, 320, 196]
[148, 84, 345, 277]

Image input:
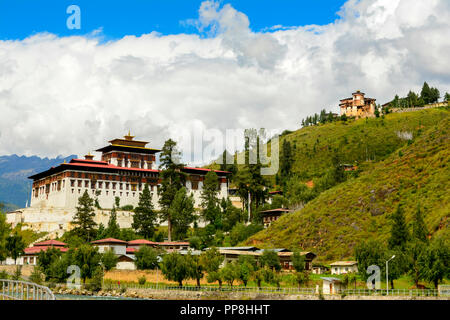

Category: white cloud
[0, 0, 449, 165]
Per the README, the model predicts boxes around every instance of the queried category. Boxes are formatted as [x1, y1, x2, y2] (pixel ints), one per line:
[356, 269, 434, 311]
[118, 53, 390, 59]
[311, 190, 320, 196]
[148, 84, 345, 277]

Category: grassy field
[244, 109, 450, 260]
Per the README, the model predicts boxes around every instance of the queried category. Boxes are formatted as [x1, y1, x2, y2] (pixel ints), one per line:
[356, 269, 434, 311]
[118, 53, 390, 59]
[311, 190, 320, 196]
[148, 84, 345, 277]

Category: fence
[337, 288, 442, 297]
[0, 279, 56, 300]
[104, 283, 316, 295]
[103, 282, 447, 297]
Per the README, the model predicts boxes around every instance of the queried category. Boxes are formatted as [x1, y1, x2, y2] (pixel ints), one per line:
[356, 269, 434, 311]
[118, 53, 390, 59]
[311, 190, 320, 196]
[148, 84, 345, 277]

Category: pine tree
[106, 206, 121, 239]
[280, 140, 293, 185]
[420, 82, 432, 104]
[72, 190, 97, 242]
[133, 184, 157, 239]
[388, 204, 409, 250]
[170, 187, 196, 240]
[158, 139, 186, 241]
[412, 203, 428, 242]
[200, 171, 221, 227]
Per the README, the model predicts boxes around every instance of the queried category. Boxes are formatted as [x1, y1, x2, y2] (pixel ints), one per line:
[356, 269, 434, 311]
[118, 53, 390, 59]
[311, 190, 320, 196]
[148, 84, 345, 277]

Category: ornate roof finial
[124, 130, 135, 141]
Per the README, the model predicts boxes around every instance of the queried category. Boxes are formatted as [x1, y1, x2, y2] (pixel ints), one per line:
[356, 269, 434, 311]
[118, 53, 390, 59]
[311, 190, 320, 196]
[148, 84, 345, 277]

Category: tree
[292, 251, 306, 273]
[412, 203, 428, 243]
[170, 187, 196, 240]
[106, 206, 121, 239]
[6, 233, 25, 264]
[419, 236, 450, 288]
[444, 92, 450, 102]
[200, 171, 221, 227]
[388, 204, 409, 250]
[187, 253, 204, 287]
[354, 238, 387, 282]
[221, 198, 244, 232]
[158, 139, 186, 241]
[237, 255, 257, 287]
[133, 184, 157, 239]
[48, 249, 74, 282]
[0, 213, 11, 262]
[221, 261, 240, 287]
[37, 247, 63, 280]
[280, 139, 293, 184]
[259, 250, 281, 271]
[72, 190, 97, 242]
[135, 246, 159, 270]
[161, 252, 189, 286]
[101, 249, 118, 271]
[200, 247, 224, 287]
[72, 244, 101, 283]
[294, 271, 309, 288]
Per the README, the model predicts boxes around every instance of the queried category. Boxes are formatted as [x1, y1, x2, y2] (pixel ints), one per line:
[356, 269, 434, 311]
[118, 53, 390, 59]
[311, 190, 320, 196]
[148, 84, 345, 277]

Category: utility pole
[386, 255, 395, 295]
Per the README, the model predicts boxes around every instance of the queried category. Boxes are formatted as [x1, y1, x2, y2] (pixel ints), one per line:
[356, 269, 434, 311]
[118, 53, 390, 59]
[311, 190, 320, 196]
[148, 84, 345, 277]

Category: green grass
[245, 109, 450, 261]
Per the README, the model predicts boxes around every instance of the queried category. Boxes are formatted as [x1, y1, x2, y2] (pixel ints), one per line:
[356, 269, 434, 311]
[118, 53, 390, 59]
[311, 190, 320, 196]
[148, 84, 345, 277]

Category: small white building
[91, 238, 136, 270]
[321, 277, 344, 295]
[330, 261, 358, 275]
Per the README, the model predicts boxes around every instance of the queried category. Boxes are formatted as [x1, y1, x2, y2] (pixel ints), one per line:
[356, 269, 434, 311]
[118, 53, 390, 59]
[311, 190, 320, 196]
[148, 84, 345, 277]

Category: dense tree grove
[133, 184, 157, 239]
[355, 203, 449, 289]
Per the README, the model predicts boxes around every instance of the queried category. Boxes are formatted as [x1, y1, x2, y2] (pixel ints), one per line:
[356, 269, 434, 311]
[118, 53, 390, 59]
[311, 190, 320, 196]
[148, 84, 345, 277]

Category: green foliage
[412, 203, 428, 243]
[354, 239, 387, 281]
[161, 252, 189, 286]
[105, 206, 121, 239]
[37, 247, 63, 281]
[158, 139, 186, 241]
[86, 266, 103, 292]
[259, 249, 281, 271]
[221, 261, 240, 286]
[29, 266, 43, 284]
[0, 213, 11, 261]
[138, 276, 147, 285]
[221, 198, 244, 232]
[230, 223, 263, 246]
[133, 184, 157, 239]
[72, 190, 97, 242]
[200, 171, 221, 227]
[6, 233, 25, 263]
[293, 271, 310, 288]
[199, 247, 224, 275]
[237, 255, 256, 287]
[12, 265, 22, 280]
[388, 204, 409, 250]
[292, 251, 306, 272]
[101, 249, 118, 271]
[72, 244, 101, 283]
[169, 187, 196, 240]
[186, 253, 204, 286]
[419, 236, 450, 288]
[135, 246, 159, 270]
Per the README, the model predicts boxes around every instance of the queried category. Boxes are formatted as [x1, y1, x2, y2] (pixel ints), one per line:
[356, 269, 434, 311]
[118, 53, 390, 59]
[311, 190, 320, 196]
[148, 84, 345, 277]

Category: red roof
[183, 167, 231, 174]
[158, 241, 190, 246]
[126, 248, 137, 254]
[128, 239, 157, 245]
[65, 160, 159, 173]
[34, 240, 67, 247]
[24, 246, 68, 255]
[91, 238, 127, 245]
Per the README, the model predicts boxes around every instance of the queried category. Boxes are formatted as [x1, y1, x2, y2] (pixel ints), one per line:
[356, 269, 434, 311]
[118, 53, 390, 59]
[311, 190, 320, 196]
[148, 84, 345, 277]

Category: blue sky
[0, 0, 347, 40]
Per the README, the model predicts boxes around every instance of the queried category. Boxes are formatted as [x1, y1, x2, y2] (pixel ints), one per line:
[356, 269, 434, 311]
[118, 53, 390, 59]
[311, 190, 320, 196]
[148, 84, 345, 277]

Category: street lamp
[386, 255, 395, 295]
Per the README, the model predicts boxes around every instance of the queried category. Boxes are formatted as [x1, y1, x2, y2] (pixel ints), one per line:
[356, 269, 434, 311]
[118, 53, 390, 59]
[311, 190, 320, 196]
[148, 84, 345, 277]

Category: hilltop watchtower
[339, 90, 376, 118]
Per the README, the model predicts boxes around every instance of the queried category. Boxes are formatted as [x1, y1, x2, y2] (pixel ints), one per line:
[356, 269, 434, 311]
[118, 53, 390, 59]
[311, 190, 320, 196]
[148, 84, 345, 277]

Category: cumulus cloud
[0, 0, 449, 165]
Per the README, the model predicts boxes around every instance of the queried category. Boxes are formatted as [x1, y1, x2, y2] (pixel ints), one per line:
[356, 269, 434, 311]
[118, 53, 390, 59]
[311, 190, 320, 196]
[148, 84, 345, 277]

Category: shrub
[138, 276, 146, 285]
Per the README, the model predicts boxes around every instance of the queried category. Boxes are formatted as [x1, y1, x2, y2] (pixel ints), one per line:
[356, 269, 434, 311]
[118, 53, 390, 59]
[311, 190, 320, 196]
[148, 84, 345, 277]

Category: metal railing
[102, 282, 447, 297]
[104, 283, 316, 295]
[337, 288, 442, 297]
[0, 279, 56, 300]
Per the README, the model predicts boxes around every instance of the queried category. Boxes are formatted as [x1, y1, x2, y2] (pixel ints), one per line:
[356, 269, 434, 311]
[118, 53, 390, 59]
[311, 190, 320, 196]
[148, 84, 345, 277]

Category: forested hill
[245, 109, 449, 261]
[0, 154, 76, 210]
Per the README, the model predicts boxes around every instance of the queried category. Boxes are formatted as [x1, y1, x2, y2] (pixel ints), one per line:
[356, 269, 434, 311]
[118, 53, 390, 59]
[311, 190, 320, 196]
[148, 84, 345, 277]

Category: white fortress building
[7, 134, 230, 237]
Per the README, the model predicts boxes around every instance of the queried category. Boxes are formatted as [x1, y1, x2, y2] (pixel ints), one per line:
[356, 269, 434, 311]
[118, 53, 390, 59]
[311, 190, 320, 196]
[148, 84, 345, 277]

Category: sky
[0, 0, 449, 165]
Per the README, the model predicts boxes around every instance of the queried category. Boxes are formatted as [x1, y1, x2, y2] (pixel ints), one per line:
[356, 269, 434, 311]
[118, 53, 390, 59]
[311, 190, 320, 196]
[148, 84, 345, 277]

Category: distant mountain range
[0, 154, 76, 211]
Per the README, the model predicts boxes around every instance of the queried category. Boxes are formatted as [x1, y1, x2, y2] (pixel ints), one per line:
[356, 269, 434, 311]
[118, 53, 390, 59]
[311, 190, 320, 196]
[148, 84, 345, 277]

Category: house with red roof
[2, 239, 68, 266]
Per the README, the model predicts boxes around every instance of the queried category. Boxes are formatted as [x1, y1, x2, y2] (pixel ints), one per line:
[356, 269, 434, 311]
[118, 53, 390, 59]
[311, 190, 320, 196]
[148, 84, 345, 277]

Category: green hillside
[244, 108, 449, 261]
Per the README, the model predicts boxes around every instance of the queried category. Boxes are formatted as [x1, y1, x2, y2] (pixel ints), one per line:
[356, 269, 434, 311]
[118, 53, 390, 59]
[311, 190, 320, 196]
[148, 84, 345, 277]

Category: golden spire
[124, 130, 135, 141]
